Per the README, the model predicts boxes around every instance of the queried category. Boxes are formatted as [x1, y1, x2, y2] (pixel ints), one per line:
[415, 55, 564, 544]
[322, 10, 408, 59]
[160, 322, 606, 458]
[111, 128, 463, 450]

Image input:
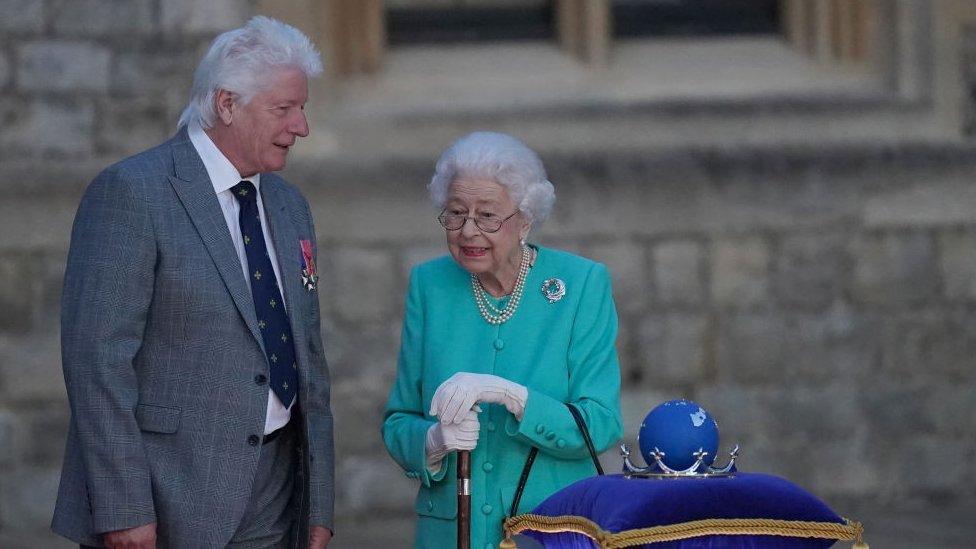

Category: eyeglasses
[437, 209, 520, 233]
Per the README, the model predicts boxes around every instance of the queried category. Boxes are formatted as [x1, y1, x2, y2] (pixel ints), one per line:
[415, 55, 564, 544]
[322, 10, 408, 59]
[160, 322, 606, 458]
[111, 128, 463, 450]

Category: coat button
[248, 435, 260, 446]
[427, 500, 434, 511]
[486, 421, 496, 432]
[546, 432, 556, 441]
[254, 374, 267, 385]
[493, 338, 504, 350]
[556, 438, 567, 449]
[535, 424, 545, 434]
[482, 462, 494, 472]
[481, 504, 493, 515]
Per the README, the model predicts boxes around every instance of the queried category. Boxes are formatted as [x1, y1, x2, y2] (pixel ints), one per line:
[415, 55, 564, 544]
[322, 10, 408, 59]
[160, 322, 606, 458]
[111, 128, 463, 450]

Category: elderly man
[52, 17, 334, 549]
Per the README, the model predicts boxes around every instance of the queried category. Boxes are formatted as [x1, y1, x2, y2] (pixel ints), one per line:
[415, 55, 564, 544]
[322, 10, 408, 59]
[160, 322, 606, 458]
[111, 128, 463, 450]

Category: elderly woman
[382, 132, 623, 548]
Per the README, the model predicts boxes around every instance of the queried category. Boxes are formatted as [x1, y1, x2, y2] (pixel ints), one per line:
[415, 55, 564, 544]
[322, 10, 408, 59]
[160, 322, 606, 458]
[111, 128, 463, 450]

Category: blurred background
[1, 0, 975, 547]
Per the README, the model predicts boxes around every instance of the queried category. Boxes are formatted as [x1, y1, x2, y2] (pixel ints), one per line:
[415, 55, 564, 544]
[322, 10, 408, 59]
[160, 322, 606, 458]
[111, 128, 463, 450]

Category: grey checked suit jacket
[52, 128, 335, 547]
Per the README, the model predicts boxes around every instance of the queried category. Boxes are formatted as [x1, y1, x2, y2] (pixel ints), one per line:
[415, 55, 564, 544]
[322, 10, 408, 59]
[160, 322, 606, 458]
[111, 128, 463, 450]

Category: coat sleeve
[60, 166, 157, 533]
[505, 262, 624, 460]
[381, 266, 450, 488]
[299, 194, 336, 530]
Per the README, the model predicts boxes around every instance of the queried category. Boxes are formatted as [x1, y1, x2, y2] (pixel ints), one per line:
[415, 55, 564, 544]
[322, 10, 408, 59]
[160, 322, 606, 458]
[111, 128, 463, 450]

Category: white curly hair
[177, 16, 323, 130]
[428, 131, 556, 223]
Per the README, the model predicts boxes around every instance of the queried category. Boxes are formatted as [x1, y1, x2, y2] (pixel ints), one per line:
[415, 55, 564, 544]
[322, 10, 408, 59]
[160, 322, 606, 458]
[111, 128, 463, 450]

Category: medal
[299, 239, 318, 291]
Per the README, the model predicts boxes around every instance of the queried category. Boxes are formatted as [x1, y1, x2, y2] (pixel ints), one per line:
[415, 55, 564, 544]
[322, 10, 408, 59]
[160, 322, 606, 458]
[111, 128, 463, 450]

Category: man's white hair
[177, 16, 323, 130]
[429, 132, 556, 223]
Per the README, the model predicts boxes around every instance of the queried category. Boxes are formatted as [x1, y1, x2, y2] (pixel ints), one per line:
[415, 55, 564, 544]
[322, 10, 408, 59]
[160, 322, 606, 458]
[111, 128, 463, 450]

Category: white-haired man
[53, 17, 334, 548]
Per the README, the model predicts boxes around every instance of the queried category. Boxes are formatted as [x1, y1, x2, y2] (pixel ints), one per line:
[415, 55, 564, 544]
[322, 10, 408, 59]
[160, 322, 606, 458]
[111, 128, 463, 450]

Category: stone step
[300, 93, 950, 163]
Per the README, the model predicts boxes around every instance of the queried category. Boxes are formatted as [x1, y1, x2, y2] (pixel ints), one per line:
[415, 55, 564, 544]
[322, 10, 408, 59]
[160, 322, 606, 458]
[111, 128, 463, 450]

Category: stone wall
[284, 145, 976, 522]
[1, 0, 975, 544]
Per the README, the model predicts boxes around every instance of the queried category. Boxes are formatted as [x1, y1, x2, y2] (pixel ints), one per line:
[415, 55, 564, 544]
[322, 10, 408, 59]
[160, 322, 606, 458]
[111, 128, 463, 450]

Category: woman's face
[444, 177, 530, 280]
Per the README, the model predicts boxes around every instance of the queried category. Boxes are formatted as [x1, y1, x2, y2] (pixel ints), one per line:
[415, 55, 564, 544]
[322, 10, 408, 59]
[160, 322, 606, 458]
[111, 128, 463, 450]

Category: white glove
[425, 409, 480, 471]
[429, 372, 529, 425]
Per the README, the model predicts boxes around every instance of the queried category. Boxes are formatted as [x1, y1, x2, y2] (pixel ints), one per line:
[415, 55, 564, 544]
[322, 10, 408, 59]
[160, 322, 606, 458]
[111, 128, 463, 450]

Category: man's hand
[309, 525, 332, 548]
[103, 522, 157, 549]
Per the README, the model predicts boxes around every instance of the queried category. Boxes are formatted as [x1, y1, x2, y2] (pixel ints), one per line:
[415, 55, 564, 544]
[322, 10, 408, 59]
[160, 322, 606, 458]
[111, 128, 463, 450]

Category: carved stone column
[556, 0, 612, 65]
[258, 0, 385, 76]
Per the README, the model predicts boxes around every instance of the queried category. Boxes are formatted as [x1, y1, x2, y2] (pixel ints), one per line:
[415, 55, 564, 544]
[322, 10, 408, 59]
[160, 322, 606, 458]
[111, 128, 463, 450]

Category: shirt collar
[187, 121, 260, 195]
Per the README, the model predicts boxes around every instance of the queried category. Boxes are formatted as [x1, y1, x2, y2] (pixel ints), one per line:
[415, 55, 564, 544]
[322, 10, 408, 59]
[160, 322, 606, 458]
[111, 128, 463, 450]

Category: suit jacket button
[255, 374, 267, 385]
[248, 435, 260, 446]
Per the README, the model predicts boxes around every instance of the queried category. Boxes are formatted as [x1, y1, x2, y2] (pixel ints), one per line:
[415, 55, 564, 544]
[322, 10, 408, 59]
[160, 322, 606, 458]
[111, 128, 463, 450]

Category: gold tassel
[498, 534, 517, 549]
[852, 542, 869, 549]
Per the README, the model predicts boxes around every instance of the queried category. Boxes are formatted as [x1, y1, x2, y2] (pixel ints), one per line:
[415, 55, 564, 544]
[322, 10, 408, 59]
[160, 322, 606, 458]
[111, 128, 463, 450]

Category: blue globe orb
[639, 399, 719, 472]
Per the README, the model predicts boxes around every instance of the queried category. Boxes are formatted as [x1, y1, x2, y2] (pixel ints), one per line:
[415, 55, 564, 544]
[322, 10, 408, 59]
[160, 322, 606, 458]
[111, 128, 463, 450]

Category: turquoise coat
[382, 246, 623, 549]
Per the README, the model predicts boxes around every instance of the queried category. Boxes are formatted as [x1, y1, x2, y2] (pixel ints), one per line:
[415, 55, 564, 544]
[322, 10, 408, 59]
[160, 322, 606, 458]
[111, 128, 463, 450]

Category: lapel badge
[541, 278, 566, 303]
[299, 239, 319, 292]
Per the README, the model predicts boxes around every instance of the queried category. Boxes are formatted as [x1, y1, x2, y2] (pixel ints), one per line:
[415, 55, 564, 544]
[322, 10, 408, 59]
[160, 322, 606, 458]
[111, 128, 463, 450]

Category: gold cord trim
[504, 514, 865, 548]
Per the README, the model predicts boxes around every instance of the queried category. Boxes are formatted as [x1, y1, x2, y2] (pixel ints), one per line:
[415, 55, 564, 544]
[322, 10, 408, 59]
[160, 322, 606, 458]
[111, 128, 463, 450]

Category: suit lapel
[168, 132, 266, 351]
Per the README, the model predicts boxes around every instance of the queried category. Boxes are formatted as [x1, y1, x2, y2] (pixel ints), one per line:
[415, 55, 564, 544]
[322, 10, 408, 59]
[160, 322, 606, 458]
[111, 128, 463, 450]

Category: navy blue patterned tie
[231, 181, 298, 408]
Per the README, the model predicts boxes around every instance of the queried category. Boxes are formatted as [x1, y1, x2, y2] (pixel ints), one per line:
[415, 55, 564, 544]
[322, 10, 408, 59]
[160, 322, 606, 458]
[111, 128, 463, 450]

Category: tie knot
[231, 181, 257, 204]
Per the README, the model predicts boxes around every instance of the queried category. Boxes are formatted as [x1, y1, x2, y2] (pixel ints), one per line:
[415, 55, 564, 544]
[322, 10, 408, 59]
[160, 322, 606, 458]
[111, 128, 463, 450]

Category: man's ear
[214, 89, 235, 125]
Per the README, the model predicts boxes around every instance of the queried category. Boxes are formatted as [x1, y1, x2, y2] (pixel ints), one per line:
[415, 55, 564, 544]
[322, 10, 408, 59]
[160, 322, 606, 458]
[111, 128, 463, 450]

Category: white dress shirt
[188, 122, 292, 434]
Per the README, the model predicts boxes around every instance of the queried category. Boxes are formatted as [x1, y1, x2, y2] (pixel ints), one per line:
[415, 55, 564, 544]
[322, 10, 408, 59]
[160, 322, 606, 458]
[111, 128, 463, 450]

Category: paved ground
[7, 499, 974, 548]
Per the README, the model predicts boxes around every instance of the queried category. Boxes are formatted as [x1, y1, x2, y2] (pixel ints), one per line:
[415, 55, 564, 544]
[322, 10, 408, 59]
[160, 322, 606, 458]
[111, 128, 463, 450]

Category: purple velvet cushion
[523, 473, 845, 548]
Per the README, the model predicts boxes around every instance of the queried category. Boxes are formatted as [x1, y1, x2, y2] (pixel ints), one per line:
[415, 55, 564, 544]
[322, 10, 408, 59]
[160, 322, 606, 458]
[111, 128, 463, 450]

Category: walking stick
[457, 449, 471, 549]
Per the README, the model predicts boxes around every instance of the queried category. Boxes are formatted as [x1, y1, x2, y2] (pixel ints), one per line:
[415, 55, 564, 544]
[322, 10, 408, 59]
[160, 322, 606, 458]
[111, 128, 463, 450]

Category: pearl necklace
[470, 245, 531, 325]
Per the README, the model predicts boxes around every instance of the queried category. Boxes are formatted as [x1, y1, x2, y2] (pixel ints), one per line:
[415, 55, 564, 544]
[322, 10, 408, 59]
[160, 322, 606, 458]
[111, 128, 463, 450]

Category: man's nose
[291, 110, 309, 137]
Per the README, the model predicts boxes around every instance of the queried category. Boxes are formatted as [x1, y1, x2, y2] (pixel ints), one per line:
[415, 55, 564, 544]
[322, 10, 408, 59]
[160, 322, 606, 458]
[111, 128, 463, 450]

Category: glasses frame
[437, 209, 520, 233]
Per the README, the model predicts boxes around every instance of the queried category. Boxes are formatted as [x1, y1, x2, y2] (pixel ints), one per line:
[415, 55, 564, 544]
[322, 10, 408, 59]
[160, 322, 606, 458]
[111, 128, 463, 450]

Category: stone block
[0, 251, 40, 334]
[891, 435, 970, 495]
[0, 99, 95, 158]
[864, 178, 976, 228]
[0, 194, 79, 250]
[288, 160, 440, 244]
[1, 403, 68, 468]
[781, 303, 877, 384]
[161, 0, 253, 34]
[114, 49, 195, 96]
[52, 0, 155, 36]
[880, 309, 976, 380]
[0, 466, 62, 531]
[715, 312, 788, 383]
[938, 229, 976, 300]
[0, 410, 13, 466]
[0, 0, 44, 33]
[399, 243, 445, 283]
[0, 51, 9, 89]
[0, 334, 66, 402]
[583, 240, 648, 314]
[711, 236, 769, 308]
[336, 455, 415, 514]
[771, 232, 847, 310]
[652, 239, 705, 306]
[849, 232, 939, 306]
[809, 432, 880, 497]
[637, 313, 710, 387]
[95, 98, 169, 158]
[17, 41, 111, 93]
[324, 248, 397, 322]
